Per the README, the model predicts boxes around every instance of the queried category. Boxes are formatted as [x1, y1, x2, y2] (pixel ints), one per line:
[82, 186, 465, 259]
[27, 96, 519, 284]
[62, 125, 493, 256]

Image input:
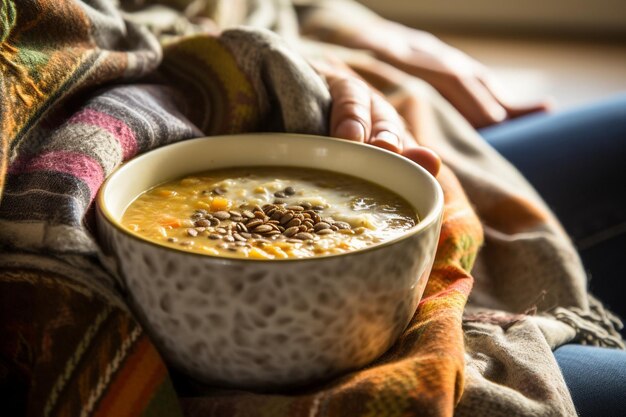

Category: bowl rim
[96, 133, 443, 263]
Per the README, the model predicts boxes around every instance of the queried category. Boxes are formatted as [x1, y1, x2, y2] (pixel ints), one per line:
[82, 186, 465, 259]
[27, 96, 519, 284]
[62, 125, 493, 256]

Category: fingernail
[490, 105, 507, 122]
[375, 130, 399, 147]
[335, 119, 365, 141]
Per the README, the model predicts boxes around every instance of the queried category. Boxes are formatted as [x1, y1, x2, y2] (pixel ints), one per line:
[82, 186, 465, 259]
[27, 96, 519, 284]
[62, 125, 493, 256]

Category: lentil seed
[314, 222, 331, 231]
[294, 232, 314, 240]
[284, 226, 299, 237]
[216, 227, 227, 234]
[194, 219, 211, 227]
[279, 213, 294, 225]
[242, 210, 255, 218]
[286, 218, 301, 228]
[213, 211, 230, 220]
[334, 221, 351, 230]
[316, 228, 334, 235]
[286, 205, 304, 211]
[274, 191, 286, 198]
[284, 186, 295, 195]
[187, 228, 199, 237]
[246, 219, 263, 229]
[253, 224, 273, 234]
[208, 234, 220, 240]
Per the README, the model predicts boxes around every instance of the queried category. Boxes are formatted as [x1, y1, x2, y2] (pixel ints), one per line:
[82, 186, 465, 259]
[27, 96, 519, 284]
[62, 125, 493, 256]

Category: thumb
[402, 146, 441, 177]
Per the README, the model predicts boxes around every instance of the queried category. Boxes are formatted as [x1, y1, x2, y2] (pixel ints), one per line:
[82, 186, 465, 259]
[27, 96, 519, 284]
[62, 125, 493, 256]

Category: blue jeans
[480, 93, 626, 417]
[554, 345, 626, 417]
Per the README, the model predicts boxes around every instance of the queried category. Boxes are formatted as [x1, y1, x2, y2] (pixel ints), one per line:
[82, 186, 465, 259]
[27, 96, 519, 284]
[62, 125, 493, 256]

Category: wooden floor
[436, 33, 626, 110]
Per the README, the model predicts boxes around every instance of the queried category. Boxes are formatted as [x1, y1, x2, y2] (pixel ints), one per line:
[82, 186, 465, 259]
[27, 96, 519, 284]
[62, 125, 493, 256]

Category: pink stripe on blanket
[70, 108, 138, 159]
[19, 151, 104, 196]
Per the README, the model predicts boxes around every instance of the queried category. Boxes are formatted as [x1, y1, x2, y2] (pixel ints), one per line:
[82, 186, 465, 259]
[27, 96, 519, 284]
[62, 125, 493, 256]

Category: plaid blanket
[0, 1, 622, 416]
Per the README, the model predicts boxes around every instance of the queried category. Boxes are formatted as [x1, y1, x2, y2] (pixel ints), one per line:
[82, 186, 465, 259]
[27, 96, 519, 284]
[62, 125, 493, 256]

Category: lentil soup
[121, 167, 418, 259]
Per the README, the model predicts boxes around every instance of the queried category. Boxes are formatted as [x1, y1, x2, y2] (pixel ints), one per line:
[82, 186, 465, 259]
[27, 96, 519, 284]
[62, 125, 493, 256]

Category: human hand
[355, 22, 551, 128]
[313, 60, 441, 177]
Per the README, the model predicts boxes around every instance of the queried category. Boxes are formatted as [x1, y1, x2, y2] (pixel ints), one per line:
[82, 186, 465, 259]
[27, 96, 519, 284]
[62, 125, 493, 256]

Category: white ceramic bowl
[96, 134, 443, 389]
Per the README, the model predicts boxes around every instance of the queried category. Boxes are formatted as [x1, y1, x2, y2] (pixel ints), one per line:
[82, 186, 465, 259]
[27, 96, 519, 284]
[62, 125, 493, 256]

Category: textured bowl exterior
[96, 133, 443, 389]
[97, 211, 440, 388]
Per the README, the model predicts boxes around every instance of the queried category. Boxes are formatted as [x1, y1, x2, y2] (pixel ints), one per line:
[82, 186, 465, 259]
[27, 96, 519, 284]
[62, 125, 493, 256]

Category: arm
[296, 0, 550, 128]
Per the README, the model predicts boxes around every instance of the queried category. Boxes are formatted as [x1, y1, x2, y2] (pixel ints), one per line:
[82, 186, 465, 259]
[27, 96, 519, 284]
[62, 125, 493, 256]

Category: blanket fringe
[553, 296, 624, 349]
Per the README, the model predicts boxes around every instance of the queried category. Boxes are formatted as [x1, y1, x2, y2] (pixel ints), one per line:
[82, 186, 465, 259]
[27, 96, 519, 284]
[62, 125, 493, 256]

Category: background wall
[357, 0, 626, 37]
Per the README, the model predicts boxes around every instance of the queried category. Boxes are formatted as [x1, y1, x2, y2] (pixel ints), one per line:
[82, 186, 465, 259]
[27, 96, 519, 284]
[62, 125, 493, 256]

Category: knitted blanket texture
[0, 1, 622, 417]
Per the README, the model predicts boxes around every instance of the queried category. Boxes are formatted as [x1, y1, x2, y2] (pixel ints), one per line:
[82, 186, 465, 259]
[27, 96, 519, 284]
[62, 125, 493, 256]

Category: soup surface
[121, 167, 418, 259]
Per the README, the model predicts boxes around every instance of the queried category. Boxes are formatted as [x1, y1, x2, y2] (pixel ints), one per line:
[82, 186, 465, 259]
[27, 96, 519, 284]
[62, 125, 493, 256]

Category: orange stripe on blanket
[481, 194, 550, 234]
[93, 336, 167, 417]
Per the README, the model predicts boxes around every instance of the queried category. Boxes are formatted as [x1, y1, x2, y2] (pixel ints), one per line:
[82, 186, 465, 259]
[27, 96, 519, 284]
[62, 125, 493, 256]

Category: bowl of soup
[96, 133, 443, 389]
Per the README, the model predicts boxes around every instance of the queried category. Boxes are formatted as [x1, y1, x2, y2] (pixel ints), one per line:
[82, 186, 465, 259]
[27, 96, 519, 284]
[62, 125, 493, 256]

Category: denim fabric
[554, 344, 626, 417]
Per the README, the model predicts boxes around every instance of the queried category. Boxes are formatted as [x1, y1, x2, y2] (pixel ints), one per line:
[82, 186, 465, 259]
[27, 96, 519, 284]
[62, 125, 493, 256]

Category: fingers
[369, 94, 403, 153]
[436, 75, 507, 128]
[327, 74, 440, 177]
[503, 100, 553, 119]
[328, 76, 404, 152]
[329, 77, 371, 142]
[479, 75, 553, 120]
